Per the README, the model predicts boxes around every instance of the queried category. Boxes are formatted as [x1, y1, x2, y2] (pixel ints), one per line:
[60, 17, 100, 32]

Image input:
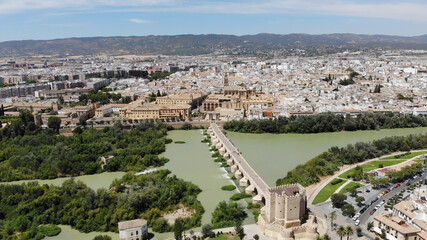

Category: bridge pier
[239, 177, 249, 187]
[245, 185, 255, 194]
[230, 165, 237, 173]
[253, 194, 263, 205]
[219, 147, 226, 155]
[235, 170, 243, 180]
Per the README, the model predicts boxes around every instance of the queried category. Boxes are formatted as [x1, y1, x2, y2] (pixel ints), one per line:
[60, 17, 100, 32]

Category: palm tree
[330, 211, 337, 229]
[323, 234, 331, 240]
[337, 225, 346, 240]
[345, 225, 354, 240]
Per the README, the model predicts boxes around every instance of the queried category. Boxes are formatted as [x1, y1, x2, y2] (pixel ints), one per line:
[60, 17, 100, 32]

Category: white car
[352, 213, 360, 221]
[355, 219, 360, 226]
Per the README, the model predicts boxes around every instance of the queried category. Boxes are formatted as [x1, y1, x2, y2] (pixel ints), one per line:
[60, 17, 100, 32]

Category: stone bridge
[208, 123, 319, 240]
[209, 122, 269, 203]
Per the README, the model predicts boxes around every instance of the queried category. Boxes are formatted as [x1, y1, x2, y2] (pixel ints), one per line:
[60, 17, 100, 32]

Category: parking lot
[312, 172, 424, 239]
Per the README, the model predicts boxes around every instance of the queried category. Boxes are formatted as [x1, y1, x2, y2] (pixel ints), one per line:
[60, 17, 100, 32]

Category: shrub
[38, 225, 61, 237]
[230, 193, 252, 201]
[331, 179, 343, 185]
[221, 185, 236, 191]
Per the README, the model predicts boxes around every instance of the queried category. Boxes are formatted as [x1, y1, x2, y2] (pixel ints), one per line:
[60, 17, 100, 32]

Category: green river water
[4, 127, 427, 239]
[226, 127, 427, 186]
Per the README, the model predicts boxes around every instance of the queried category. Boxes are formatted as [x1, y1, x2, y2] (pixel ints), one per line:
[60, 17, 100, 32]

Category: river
[4, 172, 126, 190]
[6, 127, 427, 239]
[226, 127, 427, 186]
[161, 130, 253, 226]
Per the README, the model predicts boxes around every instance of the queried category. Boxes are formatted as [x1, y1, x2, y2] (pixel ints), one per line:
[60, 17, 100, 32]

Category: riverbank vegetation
[211, 201, 247, 229]
[382, 151, 427, 160]
[0, 113, 171, 182]
[0, 170, 204, 239]
[276, 134, 427, 187]
[223, 113, 427, 134]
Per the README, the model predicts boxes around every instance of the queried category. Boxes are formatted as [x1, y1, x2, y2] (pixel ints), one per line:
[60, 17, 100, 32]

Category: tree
[48, 116, 61, 134]
[201, 224, 214, 238]
[322, 234, 331, 240]
[253, 234, 260, 240]
[345, 225, 353, 240]
[235, 221, 245, 240]
[331, 193, 347, 208]
[381, 229, 386, 239]
[79, 94, 88, 105]
[211, 201, 247, 228]
[58, 96, 64, 105]
[367, 222, 374, 231]
[0, 104, 4, 116]
[73, 126, 83, 134]
[337, 225, 346, 240]
[356, 196, 365, 205]
[174, 218, 184, 240]
[342, 204, 355, 216]
[348, 186, 358, 197]
[356, 227, 362, 237]
[79, 118, 87, 129]
[92, 235, 112, 240]
[19, 109, 35, 126]
[330, 211, 337, 229]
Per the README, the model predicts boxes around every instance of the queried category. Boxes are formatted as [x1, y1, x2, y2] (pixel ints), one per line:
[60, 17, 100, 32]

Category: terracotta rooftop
[374, 214, 420, 234]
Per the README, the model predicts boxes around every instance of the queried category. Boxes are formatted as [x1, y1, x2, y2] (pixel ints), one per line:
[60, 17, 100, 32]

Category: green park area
[211, 234, 240, 240]
[381, 151, 427, 160]
[339, 182, 364, 194]
[339, 160, 405, 179]
[312, 179, 347, 204]
[415, 159, 425, 164]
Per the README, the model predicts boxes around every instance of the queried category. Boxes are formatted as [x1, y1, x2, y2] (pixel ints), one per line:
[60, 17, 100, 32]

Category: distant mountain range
[1, 33, 427, 57]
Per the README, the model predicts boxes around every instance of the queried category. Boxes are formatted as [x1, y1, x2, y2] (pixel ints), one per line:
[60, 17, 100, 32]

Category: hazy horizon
[0, 0, 426, 42]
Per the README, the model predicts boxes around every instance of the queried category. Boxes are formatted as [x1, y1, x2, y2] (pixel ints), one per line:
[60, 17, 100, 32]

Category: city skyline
[0, 0, 427, 42]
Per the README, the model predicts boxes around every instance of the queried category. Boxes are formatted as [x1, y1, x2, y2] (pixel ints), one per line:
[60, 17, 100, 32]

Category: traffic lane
[359, 176, 422, 224]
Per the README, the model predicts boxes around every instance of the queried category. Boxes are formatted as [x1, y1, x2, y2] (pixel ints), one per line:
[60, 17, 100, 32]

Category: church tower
[224, 73, 229, 87]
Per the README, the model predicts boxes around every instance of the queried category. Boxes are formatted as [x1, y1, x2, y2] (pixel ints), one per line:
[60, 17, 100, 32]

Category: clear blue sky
[0, 0, 426, 42]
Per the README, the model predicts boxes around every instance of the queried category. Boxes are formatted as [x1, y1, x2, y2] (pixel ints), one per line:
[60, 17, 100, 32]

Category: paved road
[211, 122, 269, 196]
[358, 175, 422, 225]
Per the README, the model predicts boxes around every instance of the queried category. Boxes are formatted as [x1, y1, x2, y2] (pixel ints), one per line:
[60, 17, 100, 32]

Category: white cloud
[0, 0, 426, 22]
[129, 18, 151, 24]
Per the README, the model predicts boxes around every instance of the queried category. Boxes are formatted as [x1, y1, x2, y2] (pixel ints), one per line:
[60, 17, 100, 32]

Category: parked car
[397, 183, 401, 187]
[370, 209, 377, 215]
[366, 189, 371, 192]
[355, 219, 360, 226]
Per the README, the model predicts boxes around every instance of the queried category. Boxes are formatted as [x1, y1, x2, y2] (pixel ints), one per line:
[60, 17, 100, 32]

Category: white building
[118, 219, 148, 240]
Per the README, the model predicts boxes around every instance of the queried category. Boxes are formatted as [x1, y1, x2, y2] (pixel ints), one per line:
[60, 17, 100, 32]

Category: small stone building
[118, 219, 148, 240]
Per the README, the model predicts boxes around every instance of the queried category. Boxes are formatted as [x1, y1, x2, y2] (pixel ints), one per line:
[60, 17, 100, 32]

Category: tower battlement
[268, 184, 306, 199]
